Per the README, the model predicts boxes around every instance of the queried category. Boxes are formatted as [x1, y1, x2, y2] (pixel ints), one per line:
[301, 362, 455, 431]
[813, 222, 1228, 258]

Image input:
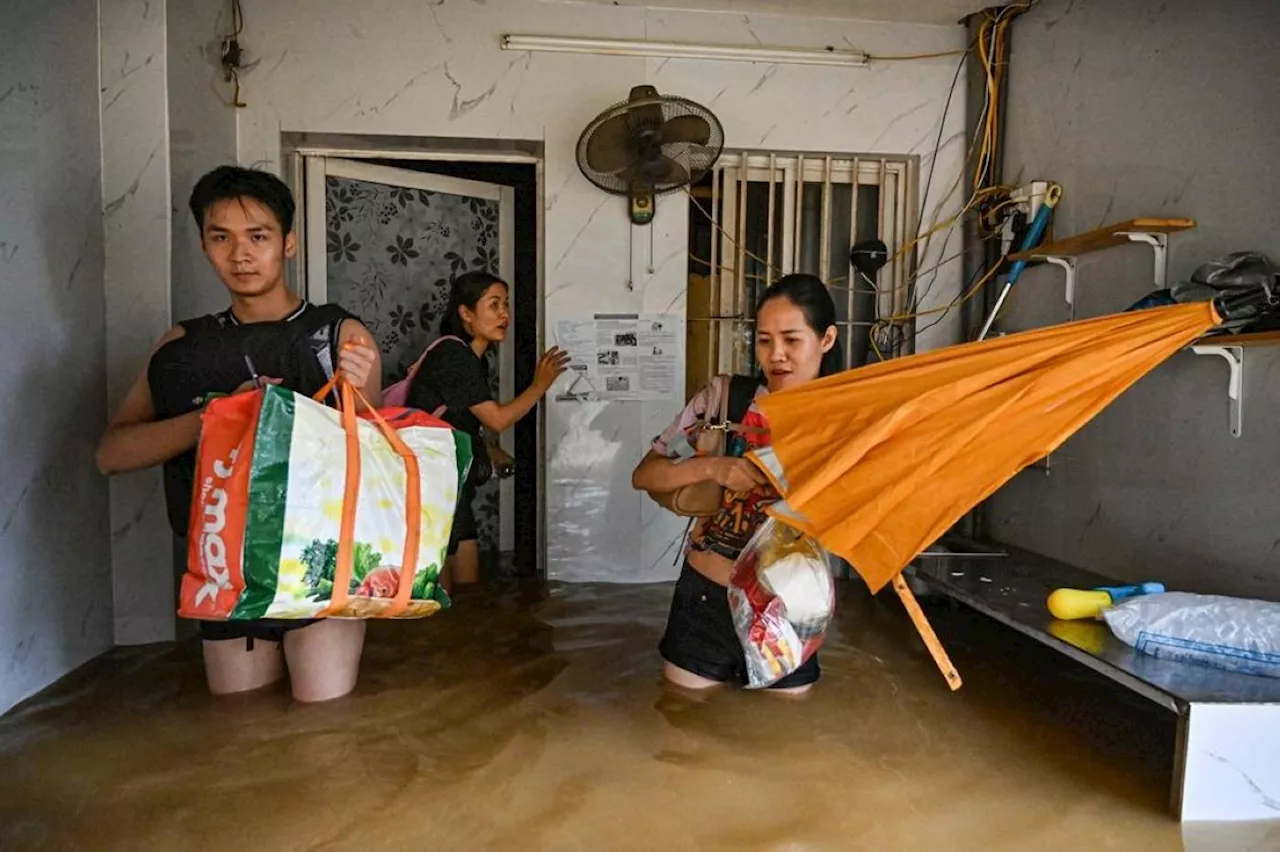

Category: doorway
[295, 151, 541, 577]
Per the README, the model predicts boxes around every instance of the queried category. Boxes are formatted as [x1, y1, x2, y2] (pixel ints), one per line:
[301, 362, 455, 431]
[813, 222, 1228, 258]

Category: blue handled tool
[1094, 581, 1165, 602]
[1047, 580, 1165, 620]
[977, 183, 1063, 341]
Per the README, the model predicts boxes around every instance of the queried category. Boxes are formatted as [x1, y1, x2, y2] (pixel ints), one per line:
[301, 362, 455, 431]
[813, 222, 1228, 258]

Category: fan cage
[576, 94, 725, 196]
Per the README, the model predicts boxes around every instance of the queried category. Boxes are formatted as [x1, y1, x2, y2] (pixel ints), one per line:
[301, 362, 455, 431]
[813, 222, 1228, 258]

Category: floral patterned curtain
[324, 174, 503, 553]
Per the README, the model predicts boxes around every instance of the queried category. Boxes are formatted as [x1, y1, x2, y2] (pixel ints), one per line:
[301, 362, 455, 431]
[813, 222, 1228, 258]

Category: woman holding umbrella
[632, 274, 838, 694]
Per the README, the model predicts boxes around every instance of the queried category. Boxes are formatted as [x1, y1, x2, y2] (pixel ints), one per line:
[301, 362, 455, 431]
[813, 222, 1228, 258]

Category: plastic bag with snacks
[727, 517, 836, 688]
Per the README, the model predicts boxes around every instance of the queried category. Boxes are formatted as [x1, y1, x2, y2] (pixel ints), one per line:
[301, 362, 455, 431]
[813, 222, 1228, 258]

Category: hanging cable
[682, 0, 1040, 360]
[221, 0, 248, 108]
[881, 0, 1040, 354]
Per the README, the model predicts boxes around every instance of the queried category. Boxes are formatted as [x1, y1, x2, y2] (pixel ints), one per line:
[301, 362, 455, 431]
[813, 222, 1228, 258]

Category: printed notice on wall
[553, 314, 679, 401]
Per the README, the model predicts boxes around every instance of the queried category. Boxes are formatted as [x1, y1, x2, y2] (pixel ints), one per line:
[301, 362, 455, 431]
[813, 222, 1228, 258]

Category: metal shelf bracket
[1045, 256, 1077, 318]
[1116, 231, 1170, 288]
[1189, 344, 1244, 437]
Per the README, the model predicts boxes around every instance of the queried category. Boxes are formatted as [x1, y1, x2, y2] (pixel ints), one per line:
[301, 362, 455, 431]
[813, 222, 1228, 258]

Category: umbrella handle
[892, 574, 963, 692]
[1212, 275, 1279, 323]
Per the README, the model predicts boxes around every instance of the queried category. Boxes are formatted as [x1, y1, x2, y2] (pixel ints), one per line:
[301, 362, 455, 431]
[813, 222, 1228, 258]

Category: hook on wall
[220, 0, 247, 108]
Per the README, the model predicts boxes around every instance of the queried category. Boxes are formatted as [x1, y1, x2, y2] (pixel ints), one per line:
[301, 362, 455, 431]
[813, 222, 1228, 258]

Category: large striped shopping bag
[178, 378, 471, 621]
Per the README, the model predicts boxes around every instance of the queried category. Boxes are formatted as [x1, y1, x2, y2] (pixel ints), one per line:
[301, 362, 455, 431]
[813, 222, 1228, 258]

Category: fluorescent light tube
[501, 34, 869, 68]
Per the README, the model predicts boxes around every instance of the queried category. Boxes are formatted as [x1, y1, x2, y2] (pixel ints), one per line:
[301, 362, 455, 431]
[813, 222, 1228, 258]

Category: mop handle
[1005, 183, 1063, 285]
[976, 184, 1063, 342]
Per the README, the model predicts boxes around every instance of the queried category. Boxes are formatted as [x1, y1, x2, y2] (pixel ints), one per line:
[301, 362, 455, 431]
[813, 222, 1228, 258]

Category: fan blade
[585, 113, 635, 175]
[660, 114, 712, 147]
[656, 155, 690, 185]
[624, 156, 689, 187]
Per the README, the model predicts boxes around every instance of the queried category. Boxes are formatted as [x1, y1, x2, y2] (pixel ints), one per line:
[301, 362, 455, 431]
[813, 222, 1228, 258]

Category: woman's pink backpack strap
[381, 334, 466, 412]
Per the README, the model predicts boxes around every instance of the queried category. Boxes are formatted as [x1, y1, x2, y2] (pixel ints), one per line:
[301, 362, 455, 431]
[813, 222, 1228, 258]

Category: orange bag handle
[319, 377, 422, 618]
[313, 374, 340, 405]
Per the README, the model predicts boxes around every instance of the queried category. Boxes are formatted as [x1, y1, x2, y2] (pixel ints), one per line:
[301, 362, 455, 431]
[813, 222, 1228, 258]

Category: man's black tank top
[148, 301, 355, 535]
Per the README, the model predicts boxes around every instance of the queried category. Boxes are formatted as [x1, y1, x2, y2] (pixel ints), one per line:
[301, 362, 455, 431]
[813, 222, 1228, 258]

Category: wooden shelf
[1191, 329, 1280, 348]
[1010, 218, 1196, 261]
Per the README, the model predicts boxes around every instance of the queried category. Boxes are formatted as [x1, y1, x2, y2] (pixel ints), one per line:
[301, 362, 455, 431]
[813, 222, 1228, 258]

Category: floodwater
[1, 580, 1277, 851]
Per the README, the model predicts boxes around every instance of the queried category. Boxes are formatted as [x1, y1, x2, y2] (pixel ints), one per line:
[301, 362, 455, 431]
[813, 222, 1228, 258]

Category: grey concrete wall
[0, 1, 114, 714]
[988, 0, 1280, 598]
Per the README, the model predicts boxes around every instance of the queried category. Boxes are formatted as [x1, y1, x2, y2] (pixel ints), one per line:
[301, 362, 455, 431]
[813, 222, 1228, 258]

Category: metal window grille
[688, 152, 916, 379]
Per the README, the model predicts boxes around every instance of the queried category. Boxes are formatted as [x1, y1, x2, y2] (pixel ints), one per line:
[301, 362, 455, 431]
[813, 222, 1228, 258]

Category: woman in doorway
[406, 271, 570, 590]
[632, 274, 839, 694]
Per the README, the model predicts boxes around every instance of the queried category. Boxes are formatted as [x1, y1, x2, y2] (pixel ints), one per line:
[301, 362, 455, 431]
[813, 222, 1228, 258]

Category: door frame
[288, 146, 541, 566]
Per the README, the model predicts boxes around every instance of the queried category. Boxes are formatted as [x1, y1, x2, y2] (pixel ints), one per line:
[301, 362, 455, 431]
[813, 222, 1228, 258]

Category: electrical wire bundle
[870, 0, 1040, 358]
[682, 1, 1041, 364]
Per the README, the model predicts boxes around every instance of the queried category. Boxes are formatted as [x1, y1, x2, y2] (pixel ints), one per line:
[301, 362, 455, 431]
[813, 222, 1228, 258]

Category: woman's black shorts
[659, 560, 820, 689]
[447, 475, 478, 554]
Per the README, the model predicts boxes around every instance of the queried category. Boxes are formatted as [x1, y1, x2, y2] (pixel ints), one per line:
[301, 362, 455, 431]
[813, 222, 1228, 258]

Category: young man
[97, 166, 382, 702]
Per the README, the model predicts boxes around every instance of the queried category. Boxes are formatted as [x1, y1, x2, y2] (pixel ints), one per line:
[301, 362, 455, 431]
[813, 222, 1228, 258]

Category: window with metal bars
[686, 152, 915, 395]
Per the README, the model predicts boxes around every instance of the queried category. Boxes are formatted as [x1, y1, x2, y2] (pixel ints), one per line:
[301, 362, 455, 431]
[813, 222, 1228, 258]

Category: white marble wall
[0, 0, 113, 714]
[231, 0, 967, 581]
[168, 0, 238, 321]
[101, 0, 175, 644]
[1181, 703, 1280, 821]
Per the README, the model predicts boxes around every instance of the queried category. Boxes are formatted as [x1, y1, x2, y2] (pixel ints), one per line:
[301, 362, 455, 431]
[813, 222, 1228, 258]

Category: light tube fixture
[500, 34, 869, 68]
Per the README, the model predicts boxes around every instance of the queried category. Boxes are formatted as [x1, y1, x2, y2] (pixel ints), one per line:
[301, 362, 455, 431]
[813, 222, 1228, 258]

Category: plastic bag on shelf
[727, 517, 835, 688]
[1103, 592, 1280, 679]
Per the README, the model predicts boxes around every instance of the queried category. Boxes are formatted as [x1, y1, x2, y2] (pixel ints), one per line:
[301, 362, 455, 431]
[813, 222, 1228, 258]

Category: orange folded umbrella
[748, 301, 1225, 688]
[751, 301, 1220, 589]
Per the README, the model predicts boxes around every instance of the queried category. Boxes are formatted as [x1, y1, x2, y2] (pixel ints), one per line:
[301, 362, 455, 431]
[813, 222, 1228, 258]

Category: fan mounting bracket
[629, 188, 654, 226]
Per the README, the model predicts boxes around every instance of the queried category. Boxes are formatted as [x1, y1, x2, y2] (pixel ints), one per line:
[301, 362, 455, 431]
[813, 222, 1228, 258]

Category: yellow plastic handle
[1047, 588, 1111, 621]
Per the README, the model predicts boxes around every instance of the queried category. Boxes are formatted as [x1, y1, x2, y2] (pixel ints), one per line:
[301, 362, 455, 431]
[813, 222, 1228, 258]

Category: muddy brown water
[2, 581, 1276, 850]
